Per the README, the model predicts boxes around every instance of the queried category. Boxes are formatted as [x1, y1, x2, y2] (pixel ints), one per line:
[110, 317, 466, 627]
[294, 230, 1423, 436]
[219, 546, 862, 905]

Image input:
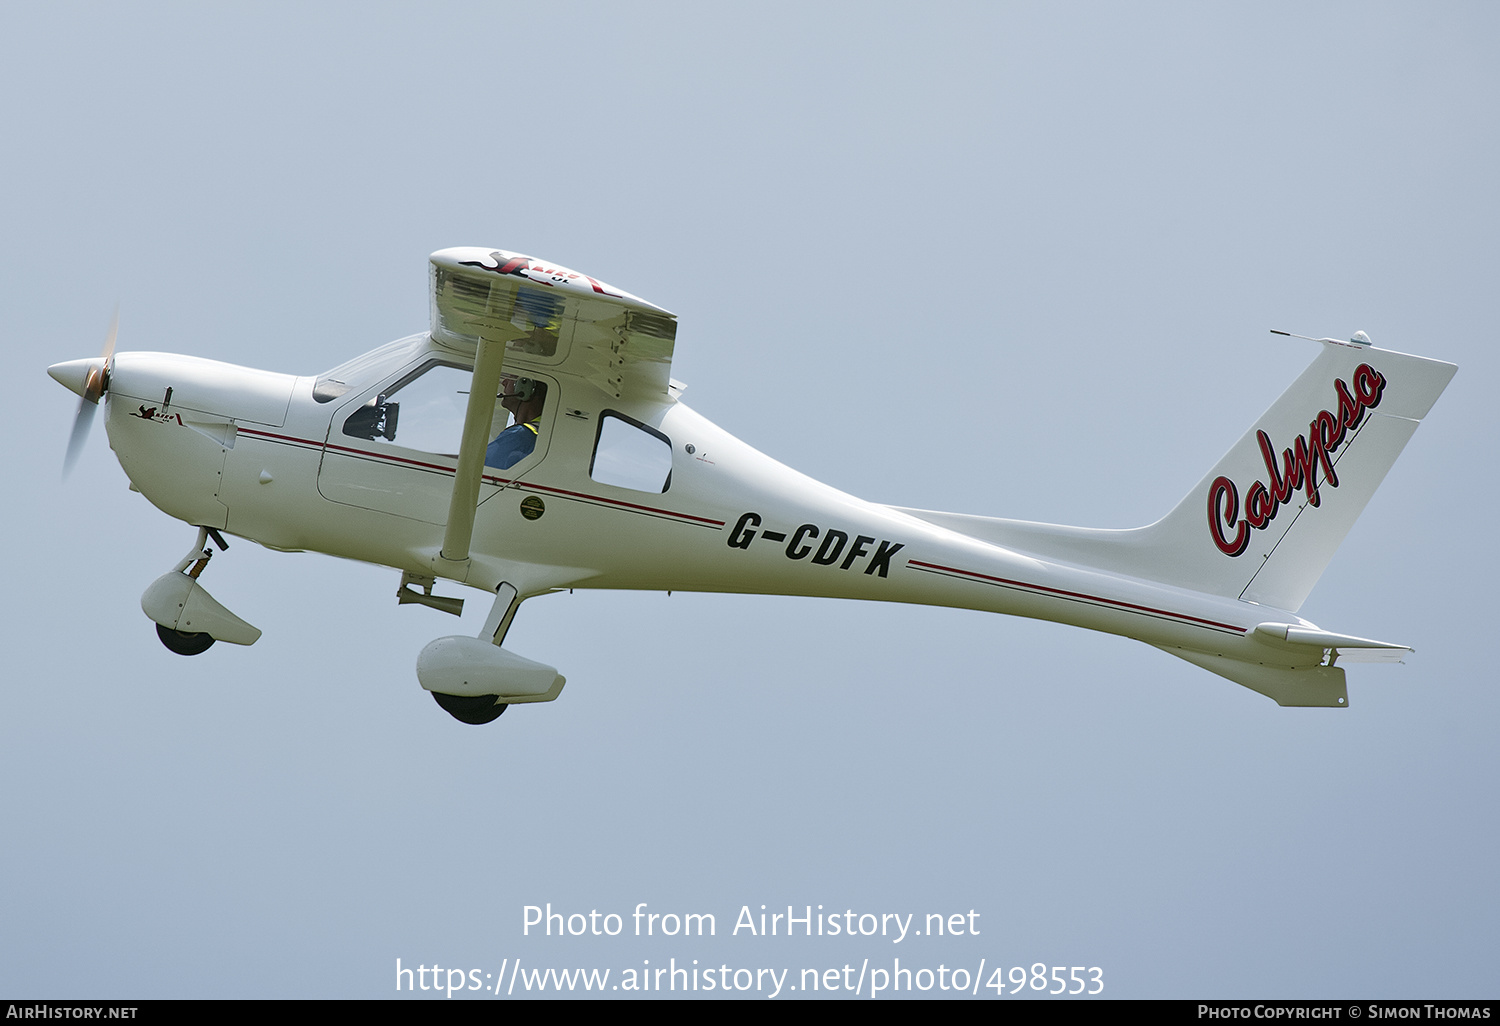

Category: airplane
[48, 247, 1457, 723]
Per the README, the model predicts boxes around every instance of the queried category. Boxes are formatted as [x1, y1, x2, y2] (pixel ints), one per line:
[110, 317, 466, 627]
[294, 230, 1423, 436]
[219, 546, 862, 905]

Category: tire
[156, 623, 216, 656]
[431, 691, 508, 724]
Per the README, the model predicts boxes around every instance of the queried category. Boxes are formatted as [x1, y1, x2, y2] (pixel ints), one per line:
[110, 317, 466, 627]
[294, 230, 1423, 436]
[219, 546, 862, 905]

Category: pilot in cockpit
[485, 376, 547, 470]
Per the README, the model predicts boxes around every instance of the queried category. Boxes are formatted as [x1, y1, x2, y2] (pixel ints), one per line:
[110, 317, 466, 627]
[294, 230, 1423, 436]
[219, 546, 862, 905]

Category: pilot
[485, 377, 547, 469]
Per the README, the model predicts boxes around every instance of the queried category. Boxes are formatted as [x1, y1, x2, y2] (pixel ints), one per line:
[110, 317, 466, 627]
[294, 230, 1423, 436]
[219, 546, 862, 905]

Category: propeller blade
[63, 395, 96, 478]
[60, 308, 119, 478]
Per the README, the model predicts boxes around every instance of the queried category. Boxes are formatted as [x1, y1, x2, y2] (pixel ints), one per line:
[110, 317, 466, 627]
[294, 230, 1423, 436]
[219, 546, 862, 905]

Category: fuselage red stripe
[906, 559, 1246, 634]
[234, 427, 725, 527]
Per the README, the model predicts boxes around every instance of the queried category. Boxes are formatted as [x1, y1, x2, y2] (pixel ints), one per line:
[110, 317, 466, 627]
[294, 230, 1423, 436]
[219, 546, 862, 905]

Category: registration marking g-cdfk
[727, 512, 905, 577]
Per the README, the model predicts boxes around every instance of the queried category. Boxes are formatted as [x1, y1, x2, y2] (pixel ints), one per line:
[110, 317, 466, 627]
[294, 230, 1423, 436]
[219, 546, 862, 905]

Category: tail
[1134, 337, 1455, 610]
[894, 337, 1456, 613]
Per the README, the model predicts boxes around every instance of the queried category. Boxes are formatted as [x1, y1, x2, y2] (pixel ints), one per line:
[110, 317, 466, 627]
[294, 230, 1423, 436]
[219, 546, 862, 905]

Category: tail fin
[1137, 339, 1455, 610]
[893, 338, 1455, 612]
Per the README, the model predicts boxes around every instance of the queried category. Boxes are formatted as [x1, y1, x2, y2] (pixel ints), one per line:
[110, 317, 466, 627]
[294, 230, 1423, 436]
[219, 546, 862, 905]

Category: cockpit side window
[590, 411, 672, 493]
[339, 363, 550, 474]
[341, 362, 489, 455]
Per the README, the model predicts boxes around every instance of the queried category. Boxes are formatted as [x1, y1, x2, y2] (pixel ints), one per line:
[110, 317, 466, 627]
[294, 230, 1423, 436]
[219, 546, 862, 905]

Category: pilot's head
[501, 377, 546, 424]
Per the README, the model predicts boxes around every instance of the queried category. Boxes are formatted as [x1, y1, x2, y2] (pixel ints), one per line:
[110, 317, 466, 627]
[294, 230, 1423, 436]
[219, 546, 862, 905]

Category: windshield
[313, 333, 430, 403]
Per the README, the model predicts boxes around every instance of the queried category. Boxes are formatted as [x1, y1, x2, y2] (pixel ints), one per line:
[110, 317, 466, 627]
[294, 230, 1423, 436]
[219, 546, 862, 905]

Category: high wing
[428, 247, 678, 404]
[428, 247, 679, 570]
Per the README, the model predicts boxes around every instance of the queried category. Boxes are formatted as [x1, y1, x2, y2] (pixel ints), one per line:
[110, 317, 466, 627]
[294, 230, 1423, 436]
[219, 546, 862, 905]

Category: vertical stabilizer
[892, 338, 1455, 616]
[1136, 340, 1455, 611]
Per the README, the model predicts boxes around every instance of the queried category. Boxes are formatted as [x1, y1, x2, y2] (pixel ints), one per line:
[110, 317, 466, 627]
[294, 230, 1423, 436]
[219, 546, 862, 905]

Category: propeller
[59, 309, 118, 477]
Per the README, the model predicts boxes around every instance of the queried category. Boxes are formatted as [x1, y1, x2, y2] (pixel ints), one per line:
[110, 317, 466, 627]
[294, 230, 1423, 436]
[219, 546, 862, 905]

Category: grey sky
[2, 2, 1495, 999]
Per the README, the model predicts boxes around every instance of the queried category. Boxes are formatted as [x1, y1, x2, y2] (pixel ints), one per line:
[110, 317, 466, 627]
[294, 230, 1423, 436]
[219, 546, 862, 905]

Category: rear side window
[590, 412, 672, 493]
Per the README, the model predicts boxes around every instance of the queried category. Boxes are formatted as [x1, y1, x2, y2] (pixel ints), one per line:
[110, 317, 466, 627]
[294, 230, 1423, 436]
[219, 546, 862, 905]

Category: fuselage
[99, 333, 1315, 673]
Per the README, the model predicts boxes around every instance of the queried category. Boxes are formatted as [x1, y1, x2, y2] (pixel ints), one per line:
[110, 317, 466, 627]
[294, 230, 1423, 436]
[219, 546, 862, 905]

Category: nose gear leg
[142, 526, 261, 655]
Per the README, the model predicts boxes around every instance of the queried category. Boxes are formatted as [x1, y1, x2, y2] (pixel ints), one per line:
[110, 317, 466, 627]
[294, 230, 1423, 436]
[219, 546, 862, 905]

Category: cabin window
[340, 362, 550, 472]
[341, 362, 495, 456]
[590, 412, 672, 493]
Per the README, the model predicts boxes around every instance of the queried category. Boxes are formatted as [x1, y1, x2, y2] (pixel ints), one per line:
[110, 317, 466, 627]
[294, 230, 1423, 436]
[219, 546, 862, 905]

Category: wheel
[431, 691, 508, 724]
[156, 623, 216, 655]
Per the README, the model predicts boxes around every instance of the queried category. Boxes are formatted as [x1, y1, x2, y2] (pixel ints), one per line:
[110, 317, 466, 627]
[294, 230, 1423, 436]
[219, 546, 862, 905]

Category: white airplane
[49, 248, 1457, 723]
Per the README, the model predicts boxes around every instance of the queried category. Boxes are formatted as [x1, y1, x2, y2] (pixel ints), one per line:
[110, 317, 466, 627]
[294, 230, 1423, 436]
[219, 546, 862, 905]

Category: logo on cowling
[131, 405, 182, 425]
[1207, 363, 1387, 557]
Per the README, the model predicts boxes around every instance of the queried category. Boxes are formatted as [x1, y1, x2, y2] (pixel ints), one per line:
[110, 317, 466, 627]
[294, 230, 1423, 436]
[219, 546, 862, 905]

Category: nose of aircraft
[51, 356, 112, 476]
[49, 357, 105, 400]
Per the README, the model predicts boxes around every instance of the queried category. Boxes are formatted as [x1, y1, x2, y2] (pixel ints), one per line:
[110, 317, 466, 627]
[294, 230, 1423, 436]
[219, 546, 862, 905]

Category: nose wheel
[143, 526, 261, 654]
[156, 623, 216, 655]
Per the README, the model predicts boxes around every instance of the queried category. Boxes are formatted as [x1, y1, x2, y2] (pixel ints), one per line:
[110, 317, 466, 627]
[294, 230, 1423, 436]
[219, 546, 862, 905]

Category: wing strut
[440, 337, 506, 566]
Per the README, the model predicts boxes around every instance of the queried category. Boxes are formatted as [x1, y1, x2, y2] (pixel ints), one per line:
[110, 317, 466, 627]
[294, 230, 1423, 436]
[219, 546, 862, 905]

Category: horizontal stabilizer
[1253, 621, 1410, 652]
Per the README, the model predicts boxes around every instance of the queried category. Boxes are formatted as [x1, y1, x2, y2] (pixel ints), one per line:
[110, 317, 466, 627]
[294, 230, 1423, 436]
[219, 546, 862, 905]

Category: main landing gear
[416, 581, 565, 725]
[141, 526, 262, 655]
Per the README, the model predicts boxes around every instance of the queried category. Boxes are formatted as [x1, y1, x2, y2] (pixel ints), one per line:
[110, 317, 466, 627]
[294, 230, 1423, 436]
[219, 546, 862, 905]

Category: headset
[501, 377, 543, 403]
